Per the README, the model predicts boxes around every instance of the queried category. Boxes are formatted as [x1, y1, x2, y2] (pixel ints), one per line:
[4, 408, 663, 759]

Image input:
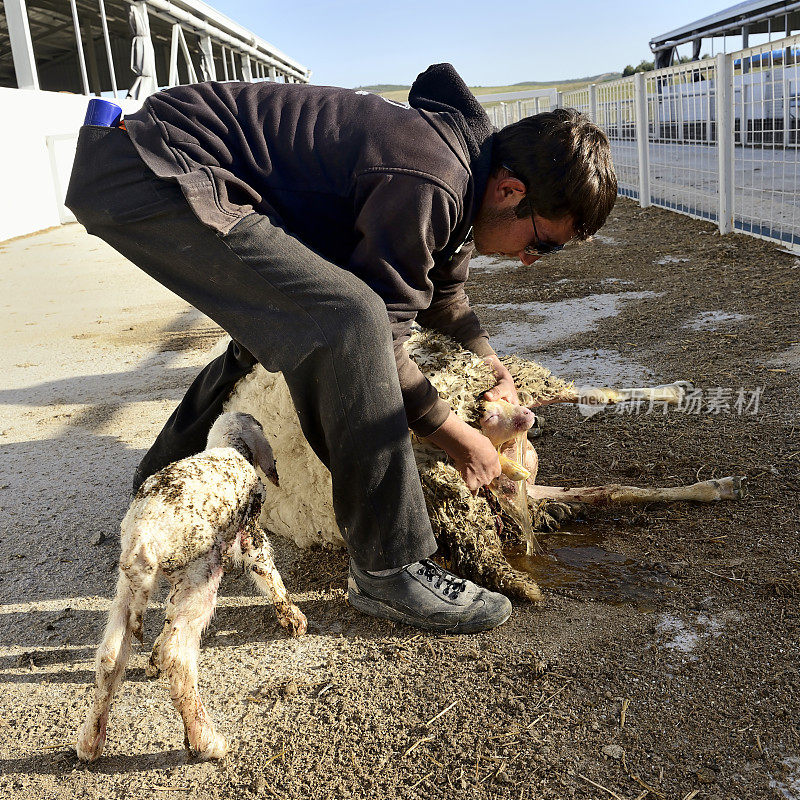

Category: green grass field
[359, 73, 621, 103]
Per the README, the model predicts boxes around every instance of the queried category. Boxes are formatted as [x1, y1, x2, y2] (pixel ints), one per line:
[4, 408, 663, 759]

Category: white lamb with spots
[77, 412, 307, 763]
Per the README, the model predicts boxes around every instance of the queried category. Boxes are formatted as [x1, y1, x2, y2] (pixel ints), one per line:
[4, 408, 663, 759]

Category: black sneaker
[348, 559, 512, 634]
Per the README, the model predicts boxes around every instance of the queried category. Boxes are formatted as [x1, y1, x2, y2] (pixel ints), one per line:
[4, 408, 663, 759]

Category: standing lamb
[77, 412, 306, 763]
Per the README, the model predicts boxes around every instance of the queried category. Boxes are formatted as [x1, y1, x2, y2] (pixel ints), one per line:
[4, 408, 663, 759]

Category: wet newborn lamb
[77, 412, 307, 763]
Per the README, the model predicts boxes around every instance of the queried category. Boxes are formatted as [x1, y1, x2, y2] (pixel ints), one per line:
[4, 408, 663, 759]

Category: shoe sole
[347, 587, 512, 634]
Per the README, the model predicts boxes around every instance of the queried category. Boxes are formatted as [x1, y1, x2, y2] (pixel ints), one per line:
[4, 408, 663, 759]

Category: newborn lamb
[77, 412, 306, 763]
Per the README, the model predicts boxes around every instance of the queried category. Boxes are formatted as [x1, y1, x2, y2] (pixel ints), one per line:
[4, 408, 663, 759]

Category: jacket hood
[409, 63, 494, 221]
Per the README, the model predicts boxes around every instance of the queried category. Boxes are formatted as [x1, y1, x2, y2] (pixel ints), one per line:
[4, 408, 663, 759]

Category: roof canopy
[650, 1, 800, 66]
[1, 0, 310, 95]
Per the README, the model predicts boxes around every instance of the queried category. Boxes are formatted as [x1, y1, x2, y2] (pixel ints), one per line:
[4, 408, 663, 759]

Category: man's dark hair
[491, 108, 618, 240]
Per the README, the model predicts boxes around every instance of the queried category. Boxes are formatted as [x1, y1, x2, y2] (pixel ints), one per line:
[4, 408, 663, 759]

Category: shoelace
[416, 559, 467, 599]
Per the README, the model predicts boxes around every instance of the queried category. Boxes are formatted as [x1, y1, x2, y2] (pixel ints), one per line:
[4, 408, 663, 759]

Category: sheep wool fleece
[65, 64, 495, 571]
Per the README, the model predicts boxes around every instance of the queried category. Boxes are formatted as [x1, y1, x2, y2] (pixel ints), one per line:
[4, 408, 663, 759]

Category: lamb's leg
[146, 585, 178, 679]
[241, 535, 307, 637]
[527, 476, 747, 506]
[159, 560, 227, 760]
[529, 382, 688, 409]
[77, 553, 158, 762]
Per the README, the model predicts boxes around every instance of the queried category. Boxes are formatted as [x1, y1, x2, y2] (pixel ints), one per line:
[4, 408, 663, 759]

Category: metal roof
[154, 0, 307, 75]
[0, 0, 310, 93]
[651, 0, 800, 49]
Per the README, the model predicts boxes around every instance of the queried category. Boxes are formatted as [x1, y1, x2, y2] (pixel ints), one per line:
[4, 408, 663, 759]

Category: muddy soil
[1, 199, 798, 800]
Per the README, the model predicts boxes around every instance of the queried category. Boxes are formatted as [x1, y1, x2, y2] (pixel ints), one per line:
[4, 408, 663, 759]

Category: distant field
[368, 73, 621, 103]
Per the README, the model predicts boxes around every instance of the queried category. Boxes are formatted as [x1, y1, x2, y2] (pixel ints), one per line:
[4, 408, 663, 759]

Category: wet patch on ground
[478, 291, 661, 355]
[684, 310, 751, 331]
[507, 525, 678, 610]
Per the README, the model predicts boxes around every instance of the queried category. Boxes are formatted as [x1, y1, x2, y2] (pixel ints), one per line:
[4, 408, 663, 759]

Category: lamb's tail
[77, 543, 158, 762]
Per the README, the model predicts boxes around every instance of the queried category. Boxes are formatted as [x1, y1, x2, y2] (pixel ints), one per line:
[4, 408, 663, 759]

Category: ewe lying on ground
[223, 329, 746, 602]
[77, 412, 306, 763]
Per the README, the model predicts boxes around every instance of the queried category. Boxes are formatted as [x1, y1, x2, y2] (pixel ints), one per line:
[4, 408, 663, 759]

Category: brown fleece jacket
[123, 64, 496, 435]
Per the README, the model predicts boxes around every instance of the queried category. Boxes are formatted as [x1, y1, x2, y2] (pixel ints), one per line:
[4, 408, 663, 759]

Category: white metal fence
[484, 92, 554, 128]
[481, 33, 800, 251]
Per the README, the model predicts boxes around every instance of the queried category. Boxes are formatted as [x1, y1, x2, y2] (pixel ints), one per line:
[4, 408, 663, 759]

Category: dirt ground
[1, 198, 798, 800]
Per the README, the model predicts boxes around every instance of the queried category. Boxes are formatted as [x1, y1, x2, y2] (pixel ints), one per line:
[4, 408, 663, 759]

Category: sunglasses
[524, 198, 564, 257]
[502, 164, 566, 257]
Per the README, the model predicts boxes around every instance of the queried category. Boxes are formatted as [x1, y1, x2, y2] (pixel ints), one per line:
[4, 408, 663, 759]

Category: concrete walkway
[0, 222, 221, 606]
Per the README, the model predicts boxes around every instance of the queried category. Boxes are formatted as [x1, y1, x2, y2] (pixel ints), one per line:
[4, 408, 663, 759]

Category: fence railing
[480, 34, 800, 251]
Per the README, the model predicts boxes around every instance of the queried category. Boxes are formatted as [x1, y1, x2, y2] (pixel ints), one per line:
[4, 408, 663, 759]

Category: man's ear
[494, 173, 527, 205]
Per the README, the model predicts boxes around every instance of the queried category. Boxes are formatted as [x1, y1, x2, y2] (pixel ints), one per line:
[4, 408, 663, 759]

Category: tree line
[622, 54, 711, 76]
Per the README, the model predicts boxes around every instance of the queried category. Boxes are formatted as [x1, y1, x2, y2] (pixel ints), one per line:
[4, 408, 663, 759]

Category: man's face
[472, 172, 575, 266]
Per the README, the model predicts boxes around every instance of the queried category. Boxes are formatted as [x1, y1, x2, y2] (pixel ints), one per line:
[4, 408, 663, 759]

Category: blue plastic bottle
[83, 98, 122, 127]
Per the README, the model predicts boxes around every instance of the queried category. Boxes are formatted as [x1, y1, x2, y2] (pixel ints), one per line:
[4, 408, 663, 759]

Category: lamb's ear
[516, 390, 534, 408]
[240, 419, 279, 487]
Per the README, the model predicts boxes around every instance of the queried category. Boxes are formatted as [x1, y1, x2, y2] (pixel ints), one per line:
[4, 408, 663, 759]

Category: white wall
[0, 88, 142, 242]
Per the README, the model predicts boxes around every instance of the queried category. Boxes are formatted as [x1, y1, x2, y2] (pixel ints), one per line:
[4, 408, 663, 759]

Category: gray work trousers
[65, 125, 437, 570]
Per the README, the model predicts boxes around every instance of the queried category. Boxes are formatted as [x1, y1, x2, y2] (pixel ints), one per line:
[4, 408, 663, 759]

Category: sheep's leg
[77, 553, 158, 762]
[159, 559, 227, 760]
[527, 476, 746, 506]
[240, 534, 307, 637]
[529, 382, 688, 409]
[146, 585, 179, 679]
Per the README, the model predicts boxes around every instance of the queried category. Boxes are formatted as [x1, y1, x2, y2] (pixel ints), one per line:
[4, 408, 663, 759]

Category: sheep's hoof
[535, 500, 576, 531]
[277, 604, 308, 637]
[196, 732, 228, 761]
[714, 475, 747, 501]
[76, 718, 106, 762]
[499, 570, 544, 603]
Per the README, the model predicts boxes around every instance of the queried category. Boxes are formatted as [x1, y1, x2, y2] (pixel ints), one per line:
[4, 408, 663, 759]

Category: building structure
[650, 0, 800, 67]
[1, 0, 310, 95]
[0, 0, 310, 241]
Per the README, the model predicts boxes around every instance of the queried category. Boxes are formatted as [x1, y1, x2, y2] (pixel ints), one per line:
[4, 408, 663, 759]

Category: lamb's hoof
[507, 572, 544, 603]
[76, 719, 106, 763]
[196, 733, 228, 761]
[544, 501, 575, 522]
[279, 605, 308, 637]
[183, 725, 228, 761]
[536, 500, 576, 531]
[653, 380, 693, 406]
[144, 659, 161, 679]
[714, 475, 747, 501]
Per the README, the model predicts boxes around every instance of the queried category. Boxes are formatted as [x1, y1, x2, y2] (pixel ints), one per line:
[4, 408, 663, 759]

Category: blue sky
[211, 0, 761, 87]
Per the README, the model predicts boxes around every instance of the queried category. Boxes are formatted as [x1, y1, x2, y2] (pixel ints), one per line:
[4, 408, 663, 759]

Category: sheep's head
[207, 412, 279, 486]
[479, 399, 536, 447]
[405, 328, 572, 432]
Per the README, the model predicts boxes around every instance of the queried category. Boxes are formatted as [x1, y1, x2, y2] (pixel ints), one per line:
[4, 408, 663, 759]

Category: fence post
[199, 35, 217, 81]
[589, 84, 598, 122]
[5, 0, 40, 89]
[783, 52, 791, 145]
[634, 72, 651, 208]
[240, 54, 253, 82]
[554, 90, 562, 109]
[716, 53, 734, 234]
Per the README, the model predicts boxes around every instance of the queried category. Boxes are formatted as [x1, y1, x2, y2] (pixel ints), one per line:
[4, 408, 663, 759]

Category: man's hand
[483, 353, 518, 404]
[424, 412, 501, 493]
